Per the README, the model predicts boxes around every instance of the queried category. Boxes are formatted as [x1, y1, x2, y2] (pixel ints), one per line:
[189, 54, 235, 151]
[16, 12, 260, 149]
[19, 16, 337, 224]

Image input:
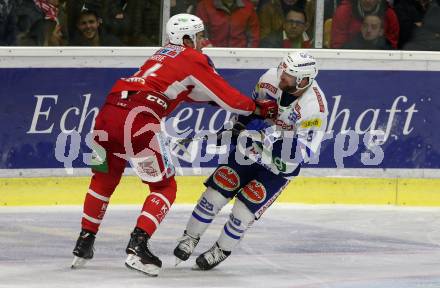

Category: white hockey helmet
[278, 51, 318, 91]
[166, 13, 204, 47]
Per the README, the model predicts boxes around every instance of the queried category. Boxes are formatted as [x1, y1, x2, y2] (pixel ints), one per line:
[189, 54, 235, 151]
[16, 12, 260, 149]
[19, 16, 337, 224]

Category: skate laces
[177, 232, 199, 254]
[204, 243, 228, 265]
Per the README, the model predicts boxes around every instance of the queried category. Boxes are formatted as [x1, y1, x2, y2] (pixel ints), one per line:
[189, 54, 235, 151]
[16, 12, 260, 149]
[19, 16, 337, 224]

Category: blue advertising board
[0, 68, 438, 170]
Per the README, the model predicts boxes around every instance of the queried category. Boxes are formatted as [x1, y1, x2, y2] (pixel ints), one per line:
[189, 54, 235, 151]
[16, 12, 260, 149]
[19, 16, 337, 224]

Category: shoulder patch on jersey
[312, 87, 325, 113]
[157, 44, 185, 58]
[259, 82, 278, 94]
[300, 118, 322, 129]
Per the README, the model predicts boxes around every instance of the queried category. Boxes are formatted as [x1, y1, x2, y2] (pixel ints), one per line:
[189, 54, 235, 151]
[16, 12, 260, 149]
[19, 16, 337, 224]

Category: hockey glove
[254, 99, 278, 119]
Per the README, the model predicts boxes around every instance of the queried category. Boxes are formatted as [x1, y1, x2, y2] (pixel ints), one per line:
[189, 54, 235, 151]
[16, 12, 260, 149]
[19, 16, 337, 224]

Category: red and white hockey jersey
[106, 44, 256, 118]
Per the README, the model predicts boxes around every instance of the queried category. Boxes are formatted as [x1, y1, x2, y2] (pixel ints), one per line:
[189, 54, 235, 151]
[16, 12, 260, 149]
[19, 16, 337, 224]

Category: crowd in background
[0, 0, 160, 46]
[0, 0, 439, 50]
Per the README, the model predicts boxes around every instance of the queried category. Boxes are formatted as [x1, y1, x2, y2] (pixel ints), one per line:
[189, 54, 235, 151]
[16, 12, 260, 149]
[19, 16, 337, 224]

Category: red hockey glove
[254, 99, 278, 119]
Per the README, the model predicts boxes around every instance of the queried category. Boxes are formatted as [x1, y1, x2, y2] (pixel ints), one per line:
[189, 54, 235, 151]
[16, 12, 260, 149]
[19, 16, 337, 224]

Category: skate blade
[125, 254, 160, 277]
[191, 263, 202, 270]
[71, 256, 89, 269]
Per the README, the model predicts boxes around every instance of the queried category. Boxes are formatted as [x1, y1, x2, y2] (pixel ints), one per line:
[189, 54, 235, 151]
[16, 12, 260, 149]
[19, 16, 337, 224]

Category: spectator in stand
[171, 0, 198, 15]
[102, 0, 144, 46]
[331, 0, 400, 49]
[258, 0, 315, 44]
[394, 0, 431, 48]
[260, 8, 312, 47]
[196, 0, 260, 47]
[404, 0, 440, 50]
[15, 0, 62, 46]
[66, 0, 104, 42]
[324, 0, 342, 20]
[69, 9, 122, 46]
[343, 14, 393, 49]
[0, 0, 17, 45]
[54, 0, 69, 45]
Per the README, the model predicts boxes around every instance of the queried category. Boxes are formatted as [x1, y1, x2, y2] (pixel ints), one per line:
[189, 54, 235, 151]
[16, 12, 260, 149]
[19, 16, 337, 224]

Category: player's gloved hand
[227, 117, 271, 146]
[253, 99, 278, 119]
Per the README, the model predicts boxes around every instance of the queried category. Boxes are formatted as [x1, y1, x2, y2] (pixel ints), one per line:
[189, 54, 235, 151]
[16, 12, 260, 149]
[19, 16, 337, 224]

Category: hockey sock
[217, 199, 255, 251]
[136, 178, 177, 236]
[186, 186, 229, 238]
[81, 173, 121, 234]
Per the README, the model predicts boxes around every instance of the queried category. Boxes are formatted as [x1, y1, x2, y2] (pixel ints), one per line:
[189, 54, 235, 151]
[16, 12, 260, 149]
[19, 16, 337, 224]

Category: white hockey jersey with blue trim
[245, 68, 329, 177]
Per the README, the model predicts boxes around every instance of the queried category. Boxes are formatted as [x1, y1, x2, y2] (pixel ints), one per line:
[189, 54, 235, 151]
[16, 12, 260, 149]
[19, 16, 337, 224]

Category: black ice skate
[195, 242, 231, 270]
[71, 229, 95, 269]
[173, 230, 200, 266]
[125, 227, 162, 277]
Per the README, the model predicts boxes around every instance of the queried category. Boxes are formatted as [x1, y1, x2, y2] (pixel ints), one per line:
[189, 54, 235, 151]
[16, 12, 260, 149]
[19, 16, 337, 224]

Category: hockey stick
[170, 131, 224, 161]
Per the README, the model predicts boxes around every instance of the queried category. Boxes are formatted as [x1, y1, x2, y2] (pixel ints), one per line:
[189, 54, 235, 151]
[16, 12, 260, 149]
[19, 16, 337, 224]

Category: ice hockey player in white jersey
[173, 51, 328, 270]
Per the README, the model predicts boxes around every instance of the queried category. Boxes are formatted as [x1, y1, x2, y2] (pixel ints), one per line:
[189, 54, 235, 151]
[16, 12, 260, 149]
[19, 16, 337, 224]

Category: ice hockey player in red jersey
[71, 13, 277, 277]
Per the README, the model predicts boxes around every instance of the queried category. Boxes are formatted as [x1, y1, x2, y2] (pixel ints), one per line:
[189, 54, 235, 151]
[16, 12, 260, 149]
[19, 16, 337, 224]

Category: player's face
[195, 32, 208, 51]
[279, 71, 310, 95]
[361, 15, 383, 41]
[279, 71, 298, 94]
[183, 32, 206, 51]
[77, 14, 99, 40]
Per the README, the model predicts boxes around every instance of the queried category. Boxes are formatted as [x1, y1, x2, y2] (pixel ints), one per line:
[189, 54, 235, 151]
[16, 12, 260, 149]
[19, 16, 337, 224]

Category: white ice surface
[1, 204, 440, 288]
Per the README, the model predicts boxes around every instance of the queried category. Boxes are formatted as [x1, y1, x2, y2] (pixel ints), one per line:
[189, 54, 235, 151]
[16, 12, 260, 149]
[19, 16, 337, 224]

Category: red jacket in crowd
[331, 0, 400, 49]
[196, 0, 260, 48]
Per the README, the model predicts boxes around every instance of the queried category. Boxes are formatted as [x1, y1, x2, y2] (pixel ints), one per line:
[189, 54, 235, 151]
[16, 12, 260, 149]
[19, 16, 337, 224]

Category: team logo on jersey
[240, 180, 266, 204]
[138, 159, 159, 177]
[213, 166, 240, 191]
